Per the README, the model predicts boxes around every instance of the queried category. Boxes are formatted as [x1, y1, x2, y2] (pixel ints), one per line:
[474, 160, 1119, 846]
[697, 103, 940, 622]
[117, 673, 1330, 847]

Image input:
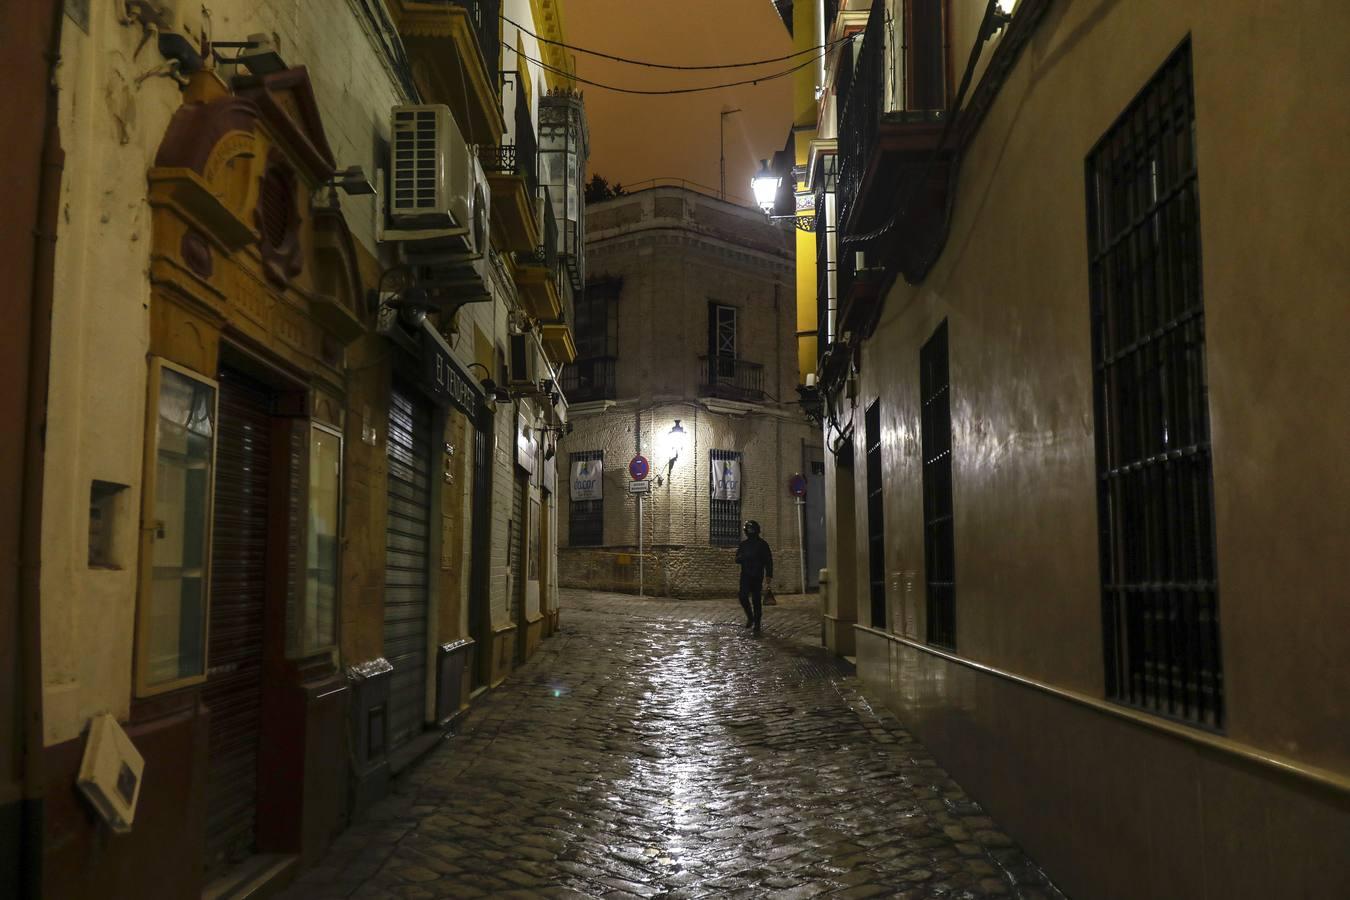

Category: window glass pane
[301, 425, 341, 654]
[146, 368, 215, 686]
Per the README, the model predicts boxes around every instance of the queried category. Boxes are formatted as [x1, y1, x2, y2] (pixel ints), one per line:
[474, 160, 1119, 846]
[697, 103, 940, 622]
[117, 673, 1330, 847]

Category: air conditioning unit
[385, 105, 491, 257]
[385, 105, 494, 315]
[507, 333, 537, 387]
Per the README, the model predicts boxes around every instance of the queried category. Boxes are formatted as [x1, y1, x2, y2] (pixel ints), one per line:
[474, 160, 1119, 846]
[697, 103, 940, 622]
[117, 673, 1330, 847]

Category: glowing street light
[666, 419, 687, 470]
[751, 159, 781, 215]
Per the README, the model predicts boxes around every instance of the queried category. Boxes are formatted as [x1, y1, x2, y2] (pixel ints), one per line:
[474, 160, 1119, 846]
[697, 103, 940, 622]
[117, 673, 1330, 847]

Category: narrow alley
[281, 591, 1064, 899]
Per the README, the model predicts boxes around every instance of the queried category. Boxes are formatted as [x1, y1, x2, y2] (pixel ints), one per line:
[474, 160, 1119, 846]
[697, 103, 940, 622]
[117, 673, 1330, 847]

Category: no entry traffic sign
[629, 454, 650, 481]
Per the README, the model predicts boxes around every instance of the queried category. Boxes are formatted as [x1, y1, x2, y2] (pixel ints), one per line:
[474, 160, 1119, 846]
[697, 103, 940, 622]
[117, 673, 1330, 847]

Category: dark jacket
[735, 536, 774, 580]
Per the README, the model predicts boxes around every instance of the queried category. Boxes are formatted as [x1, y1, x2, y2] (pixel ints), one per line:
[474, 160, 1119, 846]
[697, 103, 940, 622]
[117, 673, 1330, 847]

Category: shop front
[39, 67, 367, 898]
[347, 312, 494, 781]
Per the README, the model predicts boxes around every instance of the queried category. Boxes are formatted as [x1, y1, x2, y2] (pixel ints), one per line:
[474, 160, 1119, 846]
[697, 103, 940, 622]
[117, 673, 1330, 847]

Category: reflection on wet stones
[279, 589, 1064, 899]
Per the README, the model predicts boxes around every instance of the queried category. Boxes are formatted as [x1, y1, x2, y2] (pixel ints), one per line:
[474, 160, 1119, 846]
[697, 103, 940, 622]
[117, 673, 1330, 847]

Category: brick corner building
[558, 187, 825, 598]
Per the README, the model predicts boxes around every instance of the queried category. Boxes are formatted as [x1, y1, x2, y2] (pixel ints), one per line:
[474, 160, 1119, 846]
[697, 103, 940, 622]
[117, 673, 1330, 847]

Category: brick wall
[558, 188, 821, 598]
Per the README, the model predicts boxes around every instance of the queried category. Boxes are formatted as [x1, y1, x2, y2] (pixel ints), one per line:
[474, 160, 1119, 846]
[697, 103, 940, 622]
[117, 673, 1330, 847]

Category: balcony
[835, 0, 951, 289]
[561, 356, 616, 404]
[385, 0, 504, 144]
[481, 82, 540, 253]
[816, 201, 831, 365]
[699, 356, 765, 404]
[514, 186, 561, 322]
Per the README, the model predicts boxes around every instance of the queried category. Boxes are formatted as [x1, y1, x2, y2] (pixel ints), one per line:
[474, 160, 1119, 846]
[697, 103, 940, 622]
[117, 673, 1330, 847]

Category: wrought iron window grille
[865, 401, 886, 629]
[1087, 40, 1222, 730]
[709, 449, 743, 546]
[920, 321, 955, 649]
[568, 450, 604, 546]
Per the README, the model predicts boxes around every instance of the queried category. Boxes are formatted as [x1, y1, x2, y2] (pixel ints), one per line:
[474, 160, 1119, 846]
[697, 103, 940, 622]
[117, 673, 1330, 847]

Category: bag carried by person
[763, 587, 777, 606]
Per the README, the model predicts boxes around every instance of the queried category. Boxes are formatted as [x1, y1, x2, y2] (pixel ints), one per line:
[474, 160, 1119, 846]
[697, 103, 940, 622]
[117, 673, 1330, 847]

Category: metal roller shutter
[384, 385, 433, 751]
[204, 367, 272, 875]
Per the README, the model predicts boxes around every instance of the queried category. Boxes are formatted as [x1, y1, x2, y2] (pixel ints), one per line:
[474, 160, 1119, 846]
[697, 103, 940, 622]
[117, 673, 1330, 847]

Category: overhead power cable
[502, 14, 851, 71]
[509, 41, 849, 96]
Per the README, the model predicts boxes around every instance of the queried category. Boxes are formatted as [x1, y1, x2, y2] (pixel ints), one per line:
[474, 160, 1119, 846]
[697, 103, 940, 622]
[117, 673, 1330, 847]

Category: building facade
[558, 187, 824, 598]
[789, 0, 1350, 897]
[31, 1, 586, 897]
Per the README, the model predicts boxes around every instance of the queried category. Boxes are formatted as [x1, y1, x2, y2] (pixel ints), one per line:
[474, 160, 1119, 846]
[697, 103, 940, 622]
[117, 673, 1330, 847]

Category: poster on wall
[711, 458, 741, 501]
[571, 459, 603, 500]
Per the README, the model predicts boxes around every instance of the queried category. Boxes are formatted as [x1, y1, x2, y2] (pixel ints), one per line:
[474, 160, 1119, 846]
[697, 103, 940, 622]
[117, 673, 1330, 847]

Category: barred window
[920, 321, 955, 649]
[865, 401, 886, 629]
[568, 450, 603, 546]
[709, 449, 742, 546]
[1087, 40, 1222, 729]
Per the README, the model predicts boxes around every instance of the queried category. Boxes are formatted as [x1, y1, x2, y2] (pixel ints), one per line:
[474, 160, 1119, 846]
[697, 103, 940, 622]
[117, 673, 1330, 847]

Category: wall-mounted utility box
[77, 713, 145, 834]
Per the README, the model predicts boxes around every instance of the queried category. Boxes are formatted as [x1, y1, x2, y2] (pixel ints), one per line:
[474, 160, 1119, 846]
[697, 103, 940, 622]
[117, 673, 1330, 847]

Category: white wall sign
[571, 459, 603, 500]
[711, 458, 741, 501]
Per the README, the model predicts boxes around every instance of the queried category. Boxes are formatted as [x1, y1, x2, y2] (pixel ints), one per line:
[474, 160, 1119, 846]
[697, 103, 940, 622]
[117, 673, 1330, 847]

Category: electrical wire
[508, 42, 843, 96]
[503, 14, 853, 72]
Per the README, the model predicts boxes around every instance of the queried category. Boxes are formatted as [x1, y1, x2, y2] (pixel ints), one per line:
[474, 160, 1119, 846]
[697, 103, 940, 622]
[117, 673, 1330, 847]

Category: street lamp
[751, 159, 781, 215]
[665, 419, 687, 472]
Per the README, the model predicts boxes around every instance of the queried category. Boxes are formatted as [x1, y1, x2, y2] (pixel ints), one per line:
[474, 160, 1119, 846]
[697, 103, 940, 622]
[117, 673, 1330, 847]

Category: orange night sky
[560, 1, 797, 208]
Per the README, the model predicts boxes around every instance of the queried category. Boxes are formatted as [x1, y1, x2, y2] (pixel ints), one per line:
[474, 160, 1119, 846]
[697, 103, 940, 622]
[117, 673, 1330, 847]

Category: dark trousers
[738, 573, 763, 626]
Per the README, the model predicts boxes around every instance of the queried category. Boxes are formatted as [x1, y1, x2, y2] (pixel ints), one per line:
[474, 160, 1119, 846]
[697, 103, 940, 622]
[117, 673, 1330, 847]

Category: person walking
[735, 520, 773, 633]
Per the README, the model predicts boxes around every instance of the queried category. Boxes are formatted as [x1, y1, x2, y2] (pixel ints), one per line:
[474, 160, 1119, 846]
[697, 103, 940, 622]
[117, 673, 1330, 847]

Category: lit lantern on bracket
[665, 419, 687, 472]
[752, 159, 782, 216]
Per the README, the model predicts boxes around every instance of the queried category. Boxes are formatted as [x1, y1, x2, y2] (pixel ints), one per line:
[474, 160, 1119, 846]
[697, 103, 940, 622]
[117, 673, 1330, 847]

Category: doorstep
[202, 853, 297, 900]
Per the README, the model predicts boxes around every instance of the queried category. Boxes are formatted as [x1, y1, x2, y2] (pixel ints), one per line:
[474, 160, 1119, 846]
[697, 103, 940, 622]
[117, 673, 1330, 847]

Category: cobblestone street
[283, 591, 1065, 900]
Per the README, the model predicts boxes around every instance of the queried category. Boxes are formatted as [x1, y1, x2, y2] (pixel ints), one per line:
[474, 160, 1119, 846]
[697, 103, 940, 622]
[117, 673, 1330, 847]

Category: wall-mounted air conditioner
[385, 105, 491, 258]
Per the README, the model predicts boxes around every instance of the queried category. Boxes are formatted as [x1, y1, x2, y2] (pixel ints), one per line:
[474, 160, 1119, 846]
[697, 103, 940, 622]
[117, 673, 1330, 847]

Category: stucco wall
[41, 0, 565, 746]
[843, 0, 1350, 773]
[827, 0, 1350, 895]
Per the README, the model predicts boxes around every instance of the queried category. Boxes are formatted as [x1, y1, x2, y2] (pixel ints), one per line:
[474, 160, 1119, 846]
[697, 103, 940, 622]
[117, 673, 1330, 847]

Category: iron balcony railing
[560, 356, 617, 403]
[440, 0, 501, 90]
[479, 77, 539, 196]
[699, 356, 765, 403]
[516, 185, 558, 271]
[816, 200, 831, 364]
[836, 0, 883, 236]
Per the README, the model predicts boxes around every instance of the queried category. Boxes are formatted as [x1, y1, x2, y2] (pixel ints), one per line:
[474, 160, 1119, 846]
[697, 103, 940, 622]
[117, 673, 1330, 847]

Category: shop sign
[420, 325, 481, 417]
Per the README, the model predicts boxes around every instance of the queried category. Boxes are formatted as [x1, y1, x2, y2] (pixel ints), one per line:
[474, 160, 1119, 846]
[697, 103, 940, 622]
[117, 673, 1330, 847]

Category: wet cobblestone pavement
[282, 590, 1065, 899]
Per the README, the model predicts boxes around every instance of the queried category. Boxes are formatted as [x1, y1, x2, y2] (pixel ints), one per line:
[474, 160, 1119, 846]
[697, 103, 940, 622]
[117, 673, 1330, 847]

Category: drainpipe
[19, 2, 65, 896]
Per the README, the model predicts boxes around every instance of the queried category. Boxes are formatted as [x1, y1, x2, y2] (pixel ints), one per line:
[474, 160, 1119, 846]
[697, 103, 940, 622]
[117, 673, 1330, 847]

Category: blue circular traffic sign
[788, 473, 808, 497]
[629, 455, 650, 481]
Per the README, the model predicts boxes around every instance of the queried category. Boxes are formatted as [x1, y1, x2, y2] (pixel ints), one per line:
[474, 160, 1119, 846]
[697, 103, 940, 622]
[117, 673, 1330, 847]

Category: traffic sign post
[630, 455, 650, 596]
[789, 474, 808, 594]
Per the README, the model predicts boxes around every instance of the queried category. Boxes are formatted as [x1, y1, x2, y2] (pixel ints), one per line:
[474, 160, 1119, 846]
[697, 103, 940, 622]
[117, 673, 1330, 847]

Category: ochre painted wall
[831, 0, 1350, 895]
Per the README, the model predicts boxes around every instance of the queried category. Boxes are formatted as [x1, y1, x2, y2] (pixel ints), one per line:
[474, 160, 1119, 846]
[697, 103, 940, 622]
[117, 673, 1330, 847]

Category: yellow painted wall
[793, 1, 821, 386]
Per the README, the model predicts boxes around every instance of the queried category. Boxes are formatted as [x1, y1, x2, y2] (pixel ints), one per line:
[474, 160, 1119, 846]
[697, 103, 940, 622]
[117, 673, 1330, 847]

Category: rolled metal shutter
[384, 385, 433, 751]
[204, 367, 272, 874]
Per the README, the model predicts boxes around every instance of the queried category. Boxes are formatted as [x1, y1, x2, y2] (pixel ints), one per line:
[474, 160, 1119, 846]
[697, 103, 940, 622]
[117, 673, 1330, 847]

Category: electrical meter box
[77, 713, 145, 834]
